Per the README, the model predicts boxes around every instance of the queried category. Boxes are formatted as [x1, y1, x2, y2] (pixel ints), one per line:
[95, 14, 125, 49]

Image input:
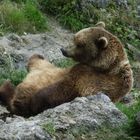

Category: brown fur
[0, 54, 68, 116]
[0, 22, 133, 117]
[0, 80, 15, 106]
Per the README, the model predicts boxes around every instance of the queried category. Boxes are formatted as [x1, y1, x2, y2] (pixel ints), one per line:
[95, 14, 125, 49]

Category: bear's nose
[60, 48, 68, 57]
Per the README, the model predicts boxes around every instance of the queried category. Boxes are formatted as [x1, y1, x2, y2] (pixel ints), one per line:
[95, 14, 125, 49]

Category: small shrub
[0, 46, 27, 85]
[116, 95, 140, 138]
[0, 0, 47, 34]
[23, 1, 47, 32]
[0, 70, 27, 86]
[116, 101, 140, 121]
[0, 1, 27, 34]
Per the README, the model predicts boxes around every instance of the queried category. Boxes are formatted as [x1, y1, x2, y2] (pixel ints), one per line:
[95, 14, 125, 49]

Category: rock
[0, 105, 9, 116]
[0, 93, 127, 140]
[0, 116, 51, 140]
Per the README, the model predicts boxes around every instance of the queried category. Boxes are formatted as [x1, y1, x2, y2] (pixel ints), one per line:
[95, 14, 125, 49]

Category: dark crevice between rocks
[0, 112, 14, 122]
[0, 101, 14, 121]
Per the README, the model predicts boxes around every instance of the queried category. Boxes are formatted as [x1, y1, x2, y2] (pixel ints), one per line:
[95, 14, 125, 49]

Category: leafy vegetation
[43, 120, 138, 140]
[0, 46, 27, 85]
[54, 58, 76, 68]
[0, 70, 27, 86]
[42, 122, 56, 136]
[116, 93, 140, 138]
[0, 0, 47, 34]
[39, 0, 140, 53]
[92, 127, 135, 140]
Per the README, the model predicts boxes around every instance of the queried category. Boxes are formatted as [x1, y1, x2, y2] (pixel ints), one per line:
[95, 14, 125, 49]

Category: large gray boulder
[0, 93, 127, 140]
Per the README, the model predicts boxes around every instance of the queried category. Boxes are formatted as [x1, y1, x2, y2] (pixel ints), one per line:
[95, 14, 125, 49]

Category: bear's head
[61, 22, 125, 71]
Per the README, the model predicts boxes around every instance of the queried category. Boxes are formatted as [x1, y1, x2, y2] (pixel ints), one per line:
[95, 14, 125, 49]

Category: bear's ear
[97, 37, 108, 49]
[95, 21, 105, 28]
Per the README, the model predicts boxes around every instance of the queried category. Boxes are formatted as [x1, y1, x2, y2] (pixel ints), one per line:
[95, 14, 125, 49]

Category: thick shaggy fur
[0, 22, 133, 117]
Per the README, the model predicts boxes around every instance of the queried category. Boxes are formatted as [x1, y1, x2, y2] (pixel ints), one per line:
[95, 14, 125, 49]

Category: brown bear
[0, 22, 133, 117]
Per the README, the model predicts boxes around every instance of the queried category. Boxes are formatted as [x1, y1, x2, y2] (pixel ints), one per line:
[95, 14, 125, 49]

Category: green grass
[116, 96, 140, 138]
[0, 46, 27, 86]
[23, 1, 47, 32]
[0, 0, 47, 34]
[116, 101, 140, 121]
[91, 127, 135, 140]
[0, 70, 27, 86]
[54, 58, 76, 68]
[42, 122, 56, 136]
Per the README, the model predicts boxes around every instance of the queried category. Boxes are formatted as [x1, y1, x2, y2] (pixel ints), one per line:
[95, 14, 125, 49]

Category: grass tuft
[0, 0, 47, 34]
[54, 58, 76, 68]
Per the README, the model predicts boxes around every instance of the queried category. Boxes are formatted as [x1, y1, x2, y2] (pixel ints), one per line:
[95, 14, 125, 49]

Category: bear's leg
[26, 54, 45, 71]
[30, 80, 80, 116]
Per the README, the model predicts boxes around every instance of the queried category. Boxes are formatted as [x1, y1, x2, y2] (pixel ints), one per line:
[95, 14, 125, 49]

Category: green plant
[23, 1, 47, 32]
[42, 122, 56, 136]
[116, 95, 140, 138]
[0, 70, 27, 86]
[116, 98, 140, 121]
[53, 125, 137, 140]
[0, 46, 27, 85]
[0, 0, 47, 34]
[39, 0, 87, 31]
[92, 126, 135, 140]
[0, 1, 27, 34]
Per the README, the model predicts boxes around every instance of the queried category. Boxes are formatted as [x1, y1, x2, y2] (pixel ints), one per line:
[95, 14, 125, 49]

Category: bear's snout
[60, 48, 69, 57]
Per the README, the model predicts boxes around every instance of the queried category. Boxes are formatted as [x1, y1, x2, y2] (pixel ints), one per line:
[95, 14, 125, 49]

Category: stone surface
[0, 93, 127, 140]
[0, 105, 9, 115]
